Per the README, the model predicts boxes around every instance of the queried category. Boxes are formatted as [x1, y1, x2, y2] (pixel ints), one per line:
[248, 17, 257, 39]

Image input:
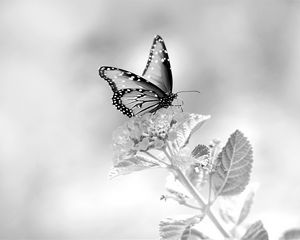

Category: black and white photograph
[1, 0, 300, 239]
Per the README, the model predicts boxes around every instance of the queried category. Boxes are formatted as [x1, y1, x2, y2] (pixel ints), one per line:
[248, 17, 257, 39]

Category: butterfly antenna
[177, 90, 201, 94]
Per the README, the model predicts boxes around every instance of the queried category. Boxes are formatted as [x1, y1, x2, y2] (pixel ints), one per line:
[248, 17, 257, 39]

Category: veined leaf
[280, 229, 300, 240]
[237, 190, 255, 225]
[109, 155, 158, 178]
[171, 114, 210, 149]
[191, 145, 210, 159]
[212, 130, 253, 196]
[159, 216, 201, 240]
[241, 221, 269, 240]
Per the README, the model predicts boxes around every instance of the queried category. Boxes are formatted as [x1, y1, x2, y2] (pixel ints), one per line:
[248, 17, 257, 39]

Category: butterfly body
[158, 92, 177, 108]
[99, 35, 177, 118]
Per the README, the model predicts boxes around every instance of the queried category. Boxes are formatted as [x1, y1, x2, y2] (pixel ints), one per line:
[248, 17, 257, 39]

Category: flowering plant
[108, 108, 285, 239]
[110, 108, 210, 177]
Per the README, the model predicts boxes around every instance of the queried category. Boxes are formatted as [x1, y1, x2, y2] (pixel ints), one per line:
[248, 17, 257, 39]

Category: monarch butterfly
[99, 35, 198, 117]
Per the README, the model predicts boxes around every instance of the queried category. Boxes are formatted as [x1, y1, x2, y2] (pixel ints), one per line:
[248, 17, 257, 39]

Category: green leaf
[280, 229, 300, 240]
[237, 189, 255, 225]
[212, 130, 253, 196]
[241, 221, 269, 240]
[109, 155, 158, 178]
[171, 114, 210, 149]
[159, 216, 201, 240]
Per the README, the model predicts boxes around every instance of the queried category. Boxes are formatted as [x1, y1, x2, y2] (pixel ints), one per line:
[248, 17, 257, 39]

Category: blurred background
[1, 0, 300, 239]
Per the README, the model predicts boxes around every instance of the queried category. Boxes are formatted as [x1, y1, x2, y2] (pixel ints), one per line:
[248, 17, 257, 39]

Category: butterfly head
[160, 92, 178, 108]
[170, 92, 178, 101]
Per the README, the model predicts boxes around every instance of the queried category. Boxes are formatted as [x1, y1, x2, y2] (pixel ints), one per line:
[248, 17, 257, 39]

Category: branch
[174, 166, 230, 238]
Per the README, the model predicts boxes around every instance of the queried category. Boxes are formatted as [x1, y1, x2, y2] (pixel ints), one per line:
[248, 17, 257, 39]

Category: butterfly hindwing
[99, 66, 165, 117]
[142, 35, 173, 93]
[116, 89, 161, 117]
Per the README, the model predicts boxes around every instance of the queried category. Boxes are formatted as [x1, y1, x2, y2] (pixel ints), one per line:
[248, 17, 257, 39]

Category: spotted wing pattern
[99, 66, 166, 117]
[99, 35, 176, 118]
[142, 35, 173, 93]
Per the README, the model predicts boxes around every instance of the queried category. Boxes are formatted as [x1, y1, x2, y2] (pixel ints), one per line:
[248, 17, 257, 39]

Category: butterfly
[99, 35, 179, 118]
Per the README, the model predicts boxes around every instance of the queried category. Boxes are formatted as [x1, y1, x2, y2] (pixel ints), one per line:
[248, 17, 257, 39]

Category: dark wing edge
[99, 66, 166, 96]
[114, 89, 162, 117]
[99, 66, 164, 117]
[142, 35, 173, 93]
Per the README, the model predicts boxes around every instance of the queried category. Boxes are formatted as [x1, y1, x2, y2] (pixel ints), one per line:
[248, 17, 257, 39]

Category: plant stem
[162, 148, 174, 165]
[174, 166, 230, 238]
[181, 202, 203, 210]
[140, 150, 170, 167]
[162, 195, 202, 210]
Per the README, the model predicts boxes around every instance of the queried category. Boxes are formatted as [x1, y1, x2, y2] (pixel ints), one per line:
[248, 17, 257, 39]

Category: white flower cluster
[110, 108, 211, 177]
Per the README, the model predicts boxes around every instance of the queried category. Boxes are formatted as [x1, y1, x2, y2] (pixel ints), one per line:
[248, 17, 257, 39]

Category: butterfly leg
[172, 104, 183, 112]
[177, 98, 184, 106]
[172, 98, 184, 112]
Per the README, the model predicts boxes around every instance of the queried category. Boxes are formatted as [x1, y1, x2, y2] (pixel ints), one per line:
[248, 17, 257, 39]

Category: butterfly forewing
[99, 66, 164, 117]
[142, 35, 173, 93]
[100, 67, 165, 96]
